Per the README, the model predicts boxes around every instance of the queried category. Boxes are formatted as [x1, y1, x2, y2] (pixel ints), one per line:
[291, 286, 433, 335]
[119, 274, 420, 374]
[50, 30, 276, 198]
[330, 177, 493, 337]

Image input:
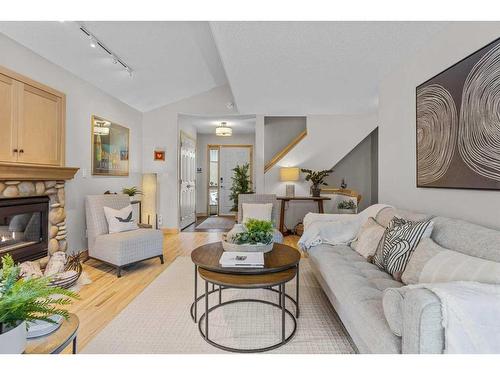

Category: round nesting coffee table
[191, 242, 301, 353]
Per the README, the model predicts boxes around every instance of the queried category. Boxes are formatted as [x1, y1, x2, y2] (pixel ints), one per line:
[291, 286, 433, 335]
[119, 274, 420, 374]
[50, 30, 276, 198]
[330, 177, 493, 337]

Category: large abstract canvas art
[416, 37, 500, 190]
[91, 115, 130, 176]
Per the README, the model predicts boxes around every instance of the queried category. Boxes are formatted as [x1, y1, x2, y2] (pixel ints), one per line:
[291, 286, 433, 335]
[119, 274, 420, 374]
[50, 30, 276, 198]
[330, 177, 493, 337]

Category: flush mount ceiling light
[79, 23, 134, 78]
[215, 122, 232, 137]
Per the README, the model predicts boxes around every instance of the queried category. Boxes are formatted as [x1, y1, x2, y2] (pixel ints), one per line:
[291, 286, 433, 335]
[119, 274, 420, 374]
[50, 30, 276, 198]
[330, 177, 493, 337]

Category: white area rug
[196, 216, 235, 230]
[83, 257, 355, 354]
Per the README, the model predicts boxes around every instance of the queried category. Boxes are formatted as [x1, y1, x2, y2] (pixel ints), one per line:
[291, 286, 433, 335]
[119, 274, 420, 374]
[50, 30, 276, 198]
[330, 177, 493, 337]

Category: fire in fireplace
[0, 196, 49, 262]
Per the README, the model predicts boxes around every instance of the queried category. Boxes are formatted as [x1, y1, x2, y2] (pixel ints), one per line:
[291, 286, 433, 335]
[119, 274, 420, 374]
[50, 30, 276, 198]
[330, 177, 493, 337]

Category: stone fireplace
[0, 181, 67, 262]
[0, 163, 78, 262]
[0, 196, 49, 262]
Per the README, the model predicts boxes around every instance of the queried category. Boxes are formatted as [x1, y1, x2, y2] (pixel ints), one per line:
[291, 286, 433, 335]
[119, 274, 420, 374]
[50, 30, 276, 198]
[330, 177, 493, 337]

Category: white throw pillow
[242, 203, 273, 223]
[351, 217, 385, 259]
[103, 205, 138, 234]
[402, 238, 500, 285]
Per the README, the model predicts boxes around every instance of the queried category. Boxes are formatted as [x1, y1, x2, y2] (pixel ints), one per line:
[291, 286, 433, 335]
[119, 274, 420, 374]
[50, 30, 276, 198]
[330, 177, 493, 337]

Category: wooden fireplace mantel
[0, 162, 79, 181]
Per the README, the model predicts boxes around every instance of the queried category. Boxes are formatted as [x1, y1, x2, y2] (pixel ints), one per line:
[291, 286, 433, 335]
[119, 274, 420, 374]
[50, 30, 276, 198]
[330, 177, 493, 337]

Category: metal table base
[191, 265, 300, 353]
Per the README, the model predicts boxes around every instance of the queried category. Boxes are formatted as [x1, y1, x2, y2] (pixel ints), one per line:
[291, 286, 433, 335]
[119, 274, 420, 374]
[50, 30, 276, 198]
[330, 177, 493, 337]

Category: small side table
[24, 313, 79, 354]
[276, 196, 331, 235]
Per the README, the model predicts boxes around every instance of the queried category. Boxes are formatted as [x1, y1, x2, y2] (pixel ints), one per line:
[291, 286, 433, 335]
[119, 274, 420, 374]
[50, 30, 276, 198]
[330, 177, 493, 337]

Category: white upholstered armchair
[85, 195, 163, 277]
[237, 193, 284, 244]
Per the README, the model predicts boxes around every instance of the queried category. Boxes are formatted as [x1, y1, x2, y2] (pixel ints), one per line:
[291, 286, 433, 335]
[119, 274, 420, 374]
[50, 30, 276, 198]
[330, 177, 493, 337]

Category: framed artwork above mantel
[416, 36, 500, 191]
[91, 115, 130, 176]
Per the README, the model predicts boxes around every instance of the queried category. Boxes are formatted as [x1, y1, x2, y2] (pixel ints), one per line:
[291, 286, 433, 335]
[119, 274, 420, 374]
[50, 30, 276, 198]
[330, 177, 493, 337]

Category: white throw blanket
[298, 204, 391, 250]
[411, 282, 500, 354]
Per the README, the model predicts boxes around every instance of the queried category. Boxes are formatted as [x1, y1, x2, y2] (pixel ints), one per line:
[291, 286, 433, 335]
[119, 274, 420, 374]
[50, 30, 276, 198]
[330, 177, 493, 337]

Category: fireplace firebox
[0, 196, 49, 262]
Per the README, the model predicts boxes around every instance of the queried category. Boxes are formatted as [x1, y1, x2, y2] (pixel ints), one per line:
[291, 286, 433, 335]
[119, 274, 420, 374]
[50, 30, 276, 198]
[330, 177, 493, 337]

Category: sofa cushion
[351, 217, 385, 259]
[308, 244, 403, 353]
[431, 216, 500, 262]
[402, 237, 500, 285]
[375, 206, 434, 228]
[92, 228, 163, 266]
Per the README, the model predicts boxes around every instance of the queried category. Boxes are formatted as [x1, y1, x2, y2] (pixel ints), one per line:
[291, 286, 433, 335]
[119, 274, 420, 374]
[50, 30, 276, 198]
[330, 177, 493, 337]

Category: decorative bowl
[221, 235, 274, 253]
[41, 252, 83, 289]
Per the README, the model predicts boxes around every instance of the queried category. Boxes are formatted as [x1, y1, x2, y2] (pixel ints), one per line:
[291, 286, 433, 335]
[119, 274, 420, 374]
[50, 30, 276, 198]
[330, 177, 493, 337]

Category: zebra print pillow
[374, 217, 433, 280]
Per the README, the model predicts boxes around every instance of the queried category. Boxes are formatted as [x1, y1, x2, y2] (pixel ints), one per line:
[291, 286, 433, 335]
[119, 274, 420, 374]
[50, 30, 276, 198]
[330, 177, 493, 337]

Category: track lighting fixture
[79, 23, 134, 78]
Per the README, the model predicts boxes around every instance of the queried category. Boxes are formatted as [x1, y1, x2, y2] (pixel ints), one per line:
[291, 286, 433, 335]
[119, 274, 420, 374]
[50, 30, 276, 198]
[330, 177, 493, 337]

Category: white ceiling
[0, 21, 450, 115]
[0, 21, 227, 112]
[210, 21, 449, 114]
[179, 114, 255, 134]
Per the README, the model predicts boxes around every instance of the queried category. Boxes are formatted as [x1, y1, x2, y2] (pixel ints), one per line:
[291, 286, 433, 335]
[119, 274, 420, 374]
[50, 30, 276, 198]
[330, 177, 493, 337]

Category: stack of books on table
[219, 252, 265, 268]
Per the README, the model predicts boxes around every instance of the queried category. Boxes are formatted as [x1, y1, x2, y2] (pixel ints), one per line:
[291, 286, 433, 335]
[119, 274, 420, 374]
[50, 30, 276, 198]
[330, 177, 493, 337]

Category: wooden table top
[24, 313, 79, 354]
[276, 196, 331, 201]
[191, 242, 300, 275]
[198, 267, 297, 288]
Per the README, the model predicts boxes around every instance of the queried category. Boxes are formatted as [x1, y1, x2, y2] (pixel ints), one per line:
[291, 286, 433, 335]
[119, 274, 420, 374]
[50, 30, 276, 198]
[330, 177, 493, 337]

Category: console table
[276, 196, 331, 234]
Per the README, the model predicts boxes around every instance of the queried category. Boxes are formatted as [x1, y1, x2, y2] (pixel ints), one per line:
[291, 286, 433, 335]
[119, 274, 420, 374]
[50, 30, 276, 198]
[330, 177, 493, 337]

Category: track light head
[89, 37, 97, 48]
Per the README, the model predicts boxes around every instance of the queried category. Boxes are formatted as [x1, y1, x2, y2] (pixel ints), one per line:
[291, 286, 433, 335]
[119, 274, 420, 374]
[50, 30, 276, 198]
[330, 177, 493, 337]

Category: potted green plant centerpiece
[223, 219, 274, 253]
[300, 168, 333, 197]
[0, 255, 78, 354]
[122, 186, 143, 201]
[337, 200, 357, 214]
[229, 163, 253, 212]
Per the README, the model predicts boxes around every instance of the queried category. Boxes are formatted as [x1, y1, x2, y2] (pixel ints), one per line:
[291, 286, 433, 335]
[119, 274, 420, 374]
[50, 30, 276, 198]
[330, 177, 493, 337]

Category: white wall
[378, 22, 500, 230]
[264, 113, 378, 229]
[195, 133, 255, 214]
[0, 34, 143, 252]
[142, 85, 236, 229]
[254, 115, 265, 193]
[264, 116, 306, 163]
[325, 129, 378, 212]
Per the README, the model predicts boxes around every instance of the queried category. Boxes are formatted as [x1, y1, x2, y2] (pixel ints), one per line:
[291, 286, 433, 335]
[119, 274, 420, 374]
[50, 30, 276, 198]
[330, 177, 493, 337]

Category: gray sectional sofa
[307, 205, 500, 354]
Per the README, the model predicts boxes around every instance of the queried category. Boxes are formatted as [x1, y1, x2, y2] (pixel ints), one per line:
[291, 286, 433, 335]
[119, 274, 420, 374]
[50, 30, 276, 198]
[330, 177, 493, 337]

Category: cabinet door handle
[13, 149, 18, 153]
[19, 149, 24, 153]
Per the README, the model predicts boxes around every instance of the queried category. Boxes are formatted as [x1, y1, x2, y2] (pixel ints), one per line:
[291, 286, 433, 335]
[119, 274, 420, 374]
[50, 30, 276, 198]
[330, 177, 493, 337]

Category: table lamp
[280, 167, 300, 197]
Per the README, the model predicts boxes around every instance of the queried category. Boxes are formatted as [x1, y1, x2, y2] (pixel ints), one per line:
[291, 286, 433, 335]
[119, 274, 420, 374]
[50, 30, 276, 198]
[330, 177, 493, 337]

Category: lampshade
[280, 167, 300, 181]
[215, 122, 232, 137]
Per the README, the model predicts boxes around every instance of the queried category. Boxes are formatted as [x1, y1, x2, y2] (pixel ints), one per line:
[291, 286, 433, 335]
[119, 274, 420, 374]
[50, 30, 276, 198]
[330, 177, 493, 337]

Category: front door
[179, 132, 196, 229]
[219, 146, 252, 216]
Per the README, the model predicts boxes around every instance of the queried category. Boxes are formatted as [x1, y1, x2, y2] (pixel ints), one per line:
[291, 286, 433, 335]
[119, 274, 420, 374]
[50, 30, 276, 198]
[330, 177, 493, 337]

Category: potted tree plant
[0, 255, 78, 354]
[300, 168, 334, 197]
[229, 163, 253, 212]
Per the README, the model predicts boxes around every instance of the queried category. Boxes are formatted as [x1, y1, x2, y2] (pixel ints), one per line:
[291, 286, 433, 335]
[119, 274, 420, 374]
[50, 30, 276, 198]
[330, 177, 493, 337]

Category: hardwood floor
[67, 232, 300, 352]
